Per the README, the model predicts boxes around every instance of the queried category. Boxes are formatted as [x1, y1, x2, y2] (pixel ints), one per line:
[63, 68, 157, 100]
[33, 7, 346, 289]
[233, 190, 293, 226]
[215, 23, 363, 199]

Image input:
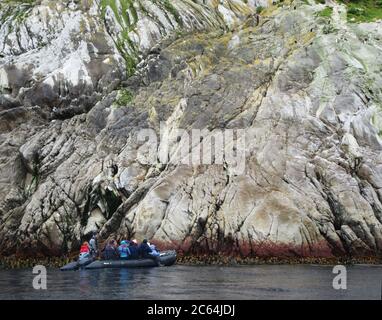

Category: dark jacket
[103, 244, 119, 260]
[138, 242, 152, 258]
[129, 245, 139, 259]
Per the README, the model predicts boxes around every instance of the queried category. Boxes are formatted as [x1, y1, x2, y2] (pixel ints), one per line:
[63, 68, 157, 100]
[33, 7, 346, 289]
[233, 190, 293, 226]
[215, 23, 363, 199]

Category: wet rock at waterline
[1, 1, 382, 258]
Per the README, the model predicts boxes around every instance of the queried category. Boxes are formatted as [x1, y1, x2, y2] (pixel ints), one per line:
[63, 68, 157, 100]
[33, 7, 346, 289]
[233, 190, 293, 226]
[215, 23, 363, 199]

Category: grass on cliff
[317, 6, 333, 18]
[99, 0, 182, 77]
[114, 88, 134, 107]
[100, 0, 139, 76]
[0, 0, 35, 24]
[1, 0, 35, 4]
[340, 0, 382, 22]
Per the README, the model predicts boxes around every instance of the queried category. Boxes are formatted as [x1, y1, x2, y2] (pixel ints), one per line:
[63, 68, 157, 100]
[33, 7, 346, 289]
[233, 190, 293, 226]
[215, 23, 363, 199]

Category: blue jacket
[149, 245, 160, 257]
[118, 244, 131, 258]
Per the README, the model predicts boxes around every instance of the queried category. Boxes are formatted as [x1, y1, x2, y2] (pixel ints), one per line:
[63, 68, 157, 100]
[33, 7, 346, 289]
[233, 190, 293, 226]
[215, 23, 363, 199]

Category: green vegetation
[1, 0, 35, 5]
[115, 88, 134, 107]
[323, 23, 335, 33]
[340, 0, 382, 23]
[100, 0, 139, 76]
[163, 0, 182, 26]
[0, 0, 35, 27]
[100, 0, 137, 27]
[99, 0, 182, 77]
[317, 6, 333, 18]
[276, 0, 286, 7]
[256, 6, 264, 14]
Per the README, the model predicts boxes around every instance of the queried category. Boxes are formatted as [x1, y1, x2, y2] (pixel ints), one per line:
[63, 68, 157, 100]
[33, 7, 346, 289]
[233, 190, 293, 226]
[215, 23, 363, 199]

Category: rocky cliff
[1, 0, 382, 258]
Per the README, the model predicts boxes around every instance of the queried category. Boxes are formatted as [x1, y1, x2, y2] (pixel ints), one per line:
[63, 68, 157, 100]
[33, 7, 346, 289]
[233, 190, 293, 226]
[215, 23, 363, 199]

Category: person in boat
[139, 239, 160, 265]
[79, 241, 90, 261]
[147, 241, 161, 266]
[128, 239, 139, 259]
[118, 240, 131, 260]
[149, 243, 160, 257]
[102, 239, 119, 260]
[89, 232, 98, 258]
[138, 239, 152, 259]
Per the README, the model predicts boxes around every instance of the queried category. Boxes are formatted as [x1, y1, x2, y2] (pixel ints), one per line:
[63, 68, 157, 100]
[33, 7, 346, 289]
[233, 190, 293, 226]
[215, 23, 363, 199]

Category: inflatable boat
[85, 250, 177, 269]
[60, 250, 176, 271]
[60, 256, 95, 271]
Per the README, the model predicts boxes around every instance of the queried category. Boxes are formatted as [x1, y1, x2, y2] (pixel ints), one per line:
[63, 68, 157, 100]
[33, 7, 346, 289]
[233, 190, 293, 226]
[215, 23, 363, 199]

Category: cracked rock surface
[1, 1, 382, 258]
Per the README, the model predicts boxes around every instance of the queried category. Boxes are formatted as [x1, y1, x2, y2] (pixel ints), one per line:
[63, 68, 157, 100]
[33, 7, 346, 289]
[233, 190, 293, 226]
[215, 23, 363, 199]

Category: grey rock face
[1, 1, 382, 257]
[0, 0, 255, 112]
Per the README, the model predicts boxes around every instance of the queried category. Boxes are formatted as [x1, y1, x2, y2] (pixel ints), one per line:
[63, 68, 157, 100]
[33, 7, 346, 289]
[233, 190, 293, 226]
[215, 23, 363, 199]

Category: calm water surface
[0, 265, 381, 300]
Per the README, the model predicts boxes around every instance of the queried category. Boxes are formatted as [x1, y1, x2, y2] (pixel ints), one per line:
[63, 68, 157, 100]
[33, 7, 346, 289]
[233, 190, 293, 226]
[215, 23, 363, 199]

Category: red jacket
[80, 244, 90, 253]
